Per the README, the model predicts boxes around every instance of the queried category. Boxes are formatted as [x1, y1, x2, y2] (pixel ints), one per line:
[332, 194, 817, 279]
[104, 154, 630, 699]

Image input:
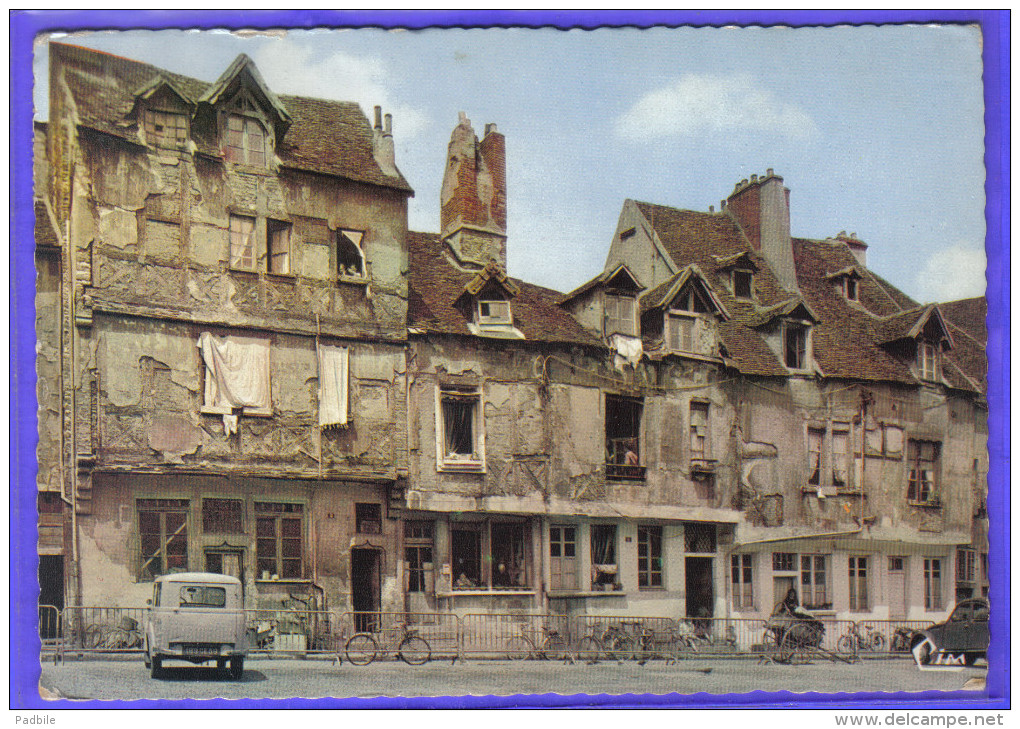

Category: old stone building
[36, 43, 413, 616]
[35, 44, 987, 627]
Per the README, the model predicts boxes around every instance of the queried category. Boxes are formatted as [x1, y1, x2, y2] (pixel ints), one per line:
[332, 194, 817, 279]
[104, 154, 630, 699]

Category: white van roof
[155, 572, 242, 585]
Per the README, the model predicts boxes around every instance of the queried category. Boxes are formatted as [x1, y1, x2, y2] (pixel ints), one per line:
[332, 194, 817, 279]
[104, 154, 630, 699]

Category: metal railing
[46, 606, 931, 663]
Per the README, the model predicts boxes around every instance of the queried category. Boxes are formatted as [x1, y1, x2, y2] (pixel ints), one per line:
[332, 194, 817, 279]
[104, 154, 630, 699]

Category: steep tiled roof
[408, 232, 602, 347]
[632, 200, 982, 392]
[49, 43, 412, 193]
[939, 297, 987, 391]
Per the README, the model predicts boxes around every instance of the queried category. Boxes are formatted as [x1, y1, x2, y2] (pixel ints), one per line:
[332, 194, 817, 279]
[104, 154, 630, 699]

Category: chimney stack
[834, 230, 868, 267]
[439, 112, 507, 268]
[725, 169, 798, 292]
[371, 106, 397, 177]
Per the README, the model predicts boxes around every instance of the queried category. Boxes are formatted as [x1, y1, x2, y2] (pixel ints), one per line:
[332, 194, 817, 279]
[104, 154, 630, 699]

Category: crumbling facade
[35, 44, 987, 627]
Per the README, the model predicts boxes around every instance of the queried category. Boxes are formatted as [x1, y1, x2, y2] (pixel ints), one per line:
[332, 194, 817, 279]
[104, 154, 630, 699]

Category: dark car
[911, 598, 989, 666]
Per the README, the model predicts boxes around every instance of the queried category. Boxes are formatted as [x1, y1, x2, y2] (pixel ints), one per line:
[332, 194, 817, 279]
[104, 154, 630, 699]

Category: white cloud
[250, 38, 429, 139]
[915, 243, 986, 303]
[614, 73, 817, 141]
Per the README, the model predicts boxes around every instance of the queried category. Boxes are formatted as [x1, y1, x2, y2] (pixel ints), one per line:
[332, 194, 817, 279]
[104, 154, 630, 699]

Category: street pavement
[37, 655, 988, 704]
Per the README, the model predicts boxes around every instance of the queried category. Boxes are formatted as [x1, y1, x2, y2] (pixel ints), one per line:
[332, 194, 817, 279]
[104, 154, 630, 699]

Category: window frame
[476, 299, 513, 327]
[783, 321, 810, 371]
[918, 340, 940, 382]
[924, 557, 943, 610]
[254, 502, 304, 580]
[229, 214, 257, 272]
[956, 548, 977, 583]
[800, 554, 830, 610]
[637, 525, 664, 589]
[143, 108, 188, 150]
[337, 228, 367, 280]
[450, 519, 532, 592]
[201, 498, 243, 534]
[731, 553, 754, 610]
[605, 394, 644, 479]
[225, 111, 269, 167]
[733, 269, 754, 300]
[848, 555, 869, 612]
[907, 439, 940, 504]
[844, 276, 859, 302]
[267, 219, 292, 275]
[138, 498, 190, 579]
[590, 523, 619, 589]
[436, 386, 485, 472]
[404, 521, 434, 594]
[604, 292, 637, 337]
[355, 503, 382, 535]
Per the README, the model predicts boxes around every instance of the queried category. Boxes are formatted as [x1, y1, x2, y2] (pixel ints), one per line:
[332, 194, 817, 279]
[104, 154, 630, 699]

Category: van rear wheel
[150, 655, 163, 679]
[229, 656, 244, 680]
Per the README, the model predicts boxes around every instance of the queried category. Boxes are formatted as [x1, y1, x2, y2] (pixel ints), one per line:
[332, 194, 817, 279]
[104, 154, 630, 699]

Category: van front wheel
[230, 656, 244, 680]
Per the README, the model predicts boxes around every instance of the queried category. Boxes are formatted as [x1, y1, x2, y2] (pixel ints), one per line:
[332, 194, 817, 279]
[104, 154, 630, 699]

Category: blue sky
[33, 25, 987, 303]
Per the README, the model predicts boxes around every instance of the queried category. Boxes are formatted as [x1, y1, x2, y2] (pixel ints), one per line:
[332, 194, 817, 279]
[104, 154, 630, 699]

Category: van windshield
[179, 585, 227, 608]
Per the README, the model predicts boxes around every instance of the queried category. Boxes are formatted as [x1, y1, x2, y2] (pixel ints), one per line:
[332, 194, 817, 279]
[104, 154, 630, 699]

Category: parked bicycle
[82, 616, 143, 650]
[574, 619, 640, 662]
[837, 623, 887, 654]
[344, 622, 431, 666]
[537, 622, 571, 661]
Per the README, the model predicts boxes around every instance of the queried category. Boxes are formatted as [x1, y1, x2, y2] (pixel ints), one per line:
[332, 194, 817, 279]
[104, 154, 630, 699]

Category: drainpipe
[65, 160, 82, 608]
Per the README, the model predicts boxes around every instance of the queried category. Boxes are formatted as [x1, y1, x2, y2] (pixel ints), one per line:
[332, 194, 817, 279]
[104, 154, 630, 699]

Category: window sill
[266, 271, 296, 282]
[439, 461, 486, 474]
[201, 406, 272, 418]
[547, 590, 627, 599]
[227, 267, 260, 278]
[338, 274, 370, 286]
[638, 586, 666, 592]
[907, 500, 942, 509]
[438, 589, 535, 597]
[255, 578, 314, 584]
[605, 464, 646, 480]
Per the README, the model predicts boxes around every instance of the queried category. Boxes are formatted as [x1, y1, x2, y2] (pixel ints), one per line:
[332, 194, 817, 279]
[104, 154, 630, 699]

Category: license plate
[183, 644, 216, 656]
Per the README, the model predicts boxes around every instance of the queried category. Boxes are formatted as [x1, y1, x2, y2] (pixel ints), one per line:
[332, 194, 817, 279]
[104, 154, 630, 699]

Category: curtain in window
[197, 332, 271, 434]
[443, 397, 474, 456]
[316, 343, 349, 428]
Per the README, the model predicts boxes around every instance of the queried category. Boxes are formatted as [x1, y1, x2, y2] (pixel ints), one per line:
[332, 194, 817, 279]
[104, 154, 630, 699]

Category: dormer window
[477, 300, 512, 326]
[337, 229, 366, 278]
[604, 294, 637, 337]
[144, 109, 187, 149]
[784, 322, 810, 371]
[733, 269, 754, 300]
[844, 277, 859, 302]
[226, 113, 267, 166]
[918, 340, 940, 381]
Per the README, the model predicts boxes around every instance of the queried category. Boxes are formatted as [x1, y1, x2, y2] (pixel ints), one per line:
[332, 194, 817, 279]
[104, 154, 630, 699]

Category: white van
[144, 572, 247, 679]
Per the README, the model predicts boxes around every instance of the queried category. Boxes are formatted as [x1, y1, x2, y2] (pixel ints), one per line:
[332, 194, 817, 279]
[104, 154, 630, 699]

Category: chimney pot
[766, 167, 774, 177]
[709, 205, 714, 213]
[850, 232, 857, 239]
[839, 230, 847, 238]
[374, 106, 383, 130]
[384, 113, 392, 135]
[484, 122, 498, 136]
[750, 174, 758, 183]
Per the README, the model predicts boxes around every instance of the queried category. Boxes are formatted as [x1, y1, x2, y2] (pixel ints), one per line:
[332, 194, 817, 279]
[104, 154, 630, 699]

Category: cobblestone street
[38, 656, 987, 704]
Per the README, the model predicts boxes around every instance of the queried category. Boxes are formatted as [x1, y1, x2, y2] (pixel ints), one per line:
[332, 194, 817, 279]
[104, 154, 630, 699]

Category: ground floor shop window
[731, 554, 754, 610]
[255, 502, 303, 579]
[637, 525, 663, 588]
[924, 557, 943, 610]
[848, 556, 869, 611]
[590, 524, 618, 588]
[549, 525, 578, 591]
[139, 498, 189, 578]
[451, 520, 530, 590]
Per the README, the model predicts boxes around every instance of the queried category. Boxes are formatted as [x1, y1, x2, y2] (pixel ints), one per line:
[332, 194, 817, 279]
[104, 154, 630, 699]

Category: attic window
[226, 114, 267, 166]
[477, 300, 512, 326]
[844, 277, 859, 301]
[604, 294, 636, 337]
[733, 269, 754, 300]
[676, 287, 710, 313]
[338, 229, 366, 278]
[783, 322, 810, 371]
[144, 109, 187, 149]
[918, 341, 940, 382]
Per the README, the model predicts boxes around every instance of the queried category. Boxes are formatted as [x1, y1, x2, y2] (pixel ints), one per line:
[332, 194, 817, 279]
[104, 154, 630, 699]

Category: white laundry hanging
[317, 343, 349, 428]
[197, 332, 271, 435]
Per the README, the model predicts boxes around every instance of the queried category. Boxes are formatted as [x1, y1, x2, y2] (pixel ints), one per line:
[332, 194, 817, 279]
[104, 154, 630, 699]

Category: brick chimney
[832, 230, 868, 267]
[440, 112, 507, 268]
[726, 169, 798, 292]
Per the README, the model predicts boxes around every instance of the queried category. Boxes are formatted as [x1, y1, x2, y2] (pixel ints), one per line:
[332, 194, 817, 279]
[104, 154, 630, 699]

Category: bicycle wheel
[836, 635, 855, 654]
[672, 636, 698, 660]
[82, 625, 105, 650]
[574, 636, 603, 663]
[398, 635, 431, 665]
[540, 634, 570, 661]
[506, 635, 536, 661]
[869, 633, 887, 652]
[344, 633, 379, 665]
[609, 635, 637, 661]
